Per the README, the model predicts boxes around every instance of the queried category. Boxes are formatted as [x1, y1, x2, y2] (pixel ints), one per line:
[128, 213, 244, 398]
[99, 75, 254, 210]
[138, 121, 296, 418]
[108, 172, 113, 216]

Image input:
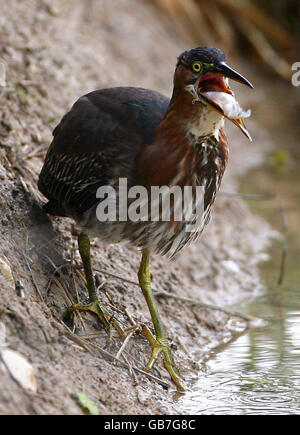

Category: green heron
[38, 47, 253, 391]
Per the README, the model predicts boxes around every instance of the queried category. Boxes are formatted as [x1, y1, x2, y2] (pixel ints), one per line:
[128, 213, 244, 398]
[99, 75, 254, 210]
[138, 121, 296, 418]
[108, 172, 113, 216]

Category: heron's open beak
[230, 118, 252, 141]
[196, 62, 253, 141]
[215, 62, 253, 89]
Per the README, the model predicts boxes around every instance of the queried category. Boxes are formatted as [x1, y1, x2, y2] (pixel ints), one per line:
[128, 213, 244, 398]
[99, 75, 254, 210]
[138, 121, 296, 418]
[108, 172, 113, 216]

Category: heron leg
[138, 249, 184, 391]
[65, 232, 125, 338]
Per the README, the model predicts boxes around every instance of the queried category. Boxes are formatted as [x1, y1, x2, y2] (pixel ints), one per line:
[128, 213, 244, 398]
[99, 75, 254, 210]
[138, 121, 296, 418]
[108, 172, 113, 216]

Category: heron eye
[192, 62, 202, 73]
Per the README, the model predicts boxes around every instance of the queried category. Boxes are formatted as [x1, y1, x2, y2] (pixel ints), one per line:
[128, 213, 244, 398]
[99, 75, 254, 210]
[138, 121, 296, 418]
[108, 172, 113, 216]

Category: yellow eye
[192, 62, 202, 73]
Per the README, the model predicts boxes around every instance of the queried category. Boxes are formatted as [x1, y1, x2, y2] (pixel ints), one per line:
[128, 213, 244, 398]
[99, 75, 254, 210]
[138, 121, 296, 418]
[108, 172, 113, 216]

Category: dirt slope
[0, 0, 271, 414]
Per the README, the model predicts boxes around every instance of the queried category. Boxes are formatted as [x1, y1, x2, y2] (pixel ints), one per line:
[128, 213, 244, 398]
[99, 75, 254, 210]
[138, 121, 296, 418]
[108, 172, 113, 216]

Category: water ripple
[180, 307, 300, 415]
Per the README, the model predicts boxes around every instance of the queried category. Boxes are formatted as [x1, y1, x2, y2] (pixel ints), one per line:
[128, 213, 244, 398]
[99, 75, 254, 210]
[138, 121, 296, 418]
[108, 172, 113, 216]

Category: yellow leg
[66, 232, 125, 338]
[138, 249, 184, 391]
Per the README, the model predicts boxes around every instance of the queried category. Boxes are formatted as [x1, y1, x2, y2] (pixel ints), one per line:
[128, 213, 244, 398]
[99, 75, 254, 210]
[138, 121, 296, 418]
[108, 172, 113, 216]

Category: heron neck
[155, 88, 224, 144]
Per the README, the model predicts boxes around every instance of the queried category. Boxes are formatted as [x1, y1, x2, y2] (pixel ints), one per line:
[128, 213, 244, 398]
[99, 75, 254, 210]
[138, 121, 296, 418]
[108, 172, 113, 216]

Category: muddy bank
[0, 0, 271, 414]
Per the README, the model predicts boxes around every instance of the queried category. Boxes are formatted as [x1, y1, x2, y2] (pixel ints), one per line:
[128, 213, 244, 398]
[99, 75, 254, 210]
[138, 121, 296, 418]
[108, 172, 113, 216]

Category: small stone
[0, 257, 15, 290]
[0, 348, 37, 393]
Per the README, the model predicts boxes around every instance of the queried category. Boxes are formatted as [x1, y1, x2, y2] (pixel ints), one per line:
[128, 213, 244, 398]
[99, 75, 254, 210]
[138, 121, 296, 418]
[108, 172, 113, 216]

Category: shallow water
[180, 288, 300, 415]
[180, 81, 300, 415]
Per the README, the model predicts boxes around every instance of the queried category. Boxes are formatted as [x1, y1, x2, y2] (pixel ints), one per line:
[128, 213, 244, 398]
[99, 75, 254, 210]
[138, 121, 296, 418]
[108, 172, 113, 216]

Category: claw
[66, 300, 127, 339]
[141, 326, 184, 391]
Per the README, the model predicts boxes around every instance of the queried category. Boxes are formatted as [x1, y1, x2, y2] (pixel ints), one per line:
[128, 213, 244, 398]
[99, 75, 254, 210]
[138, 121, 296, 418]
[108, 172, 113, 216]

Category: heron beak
[217, 63, 253, 140]
[216, 62, 253, 89]
[230, 118, 252, 141]
[195, 63, 253, 141]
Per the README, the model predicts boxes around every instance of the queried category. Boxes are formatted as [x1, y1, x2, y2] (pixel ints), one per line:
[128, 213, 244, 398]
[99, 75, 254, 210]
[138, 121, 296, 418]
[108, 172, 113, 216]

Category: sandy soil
[0, 0, 272, 414]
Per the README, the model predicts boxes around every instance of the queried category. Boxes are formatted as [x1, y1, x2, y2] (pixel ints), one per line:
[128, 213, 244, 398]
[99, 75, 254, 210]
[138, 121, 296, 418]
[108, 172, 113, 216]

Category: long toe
[68, 300, 126, 339]
[142, 326, 184, 391]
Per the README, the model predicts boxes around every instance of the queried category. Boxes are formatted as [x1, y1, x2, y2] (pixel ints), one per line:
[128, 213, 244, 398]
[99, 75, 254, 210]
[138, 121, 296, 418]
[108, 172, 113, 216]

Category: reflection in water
[180, 81, 300, 415]
[181, 292, 300, 414]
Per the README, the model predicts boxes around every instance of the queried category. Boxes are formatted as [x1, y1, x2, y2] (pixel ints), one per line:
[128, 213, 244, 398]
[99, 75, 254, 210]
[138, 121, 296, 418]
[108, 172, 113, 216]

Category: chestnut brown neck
[137, 81, 228, 189]
[155, 79, 224, 147]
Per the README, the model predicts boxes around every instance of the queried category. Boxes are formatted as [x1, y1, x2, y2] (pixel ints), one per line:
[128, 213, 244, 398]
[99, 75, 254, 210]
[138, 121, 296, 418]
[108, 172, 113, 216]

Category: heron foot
[64, 299, 126, 339]
[141, 325, 184, 391]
